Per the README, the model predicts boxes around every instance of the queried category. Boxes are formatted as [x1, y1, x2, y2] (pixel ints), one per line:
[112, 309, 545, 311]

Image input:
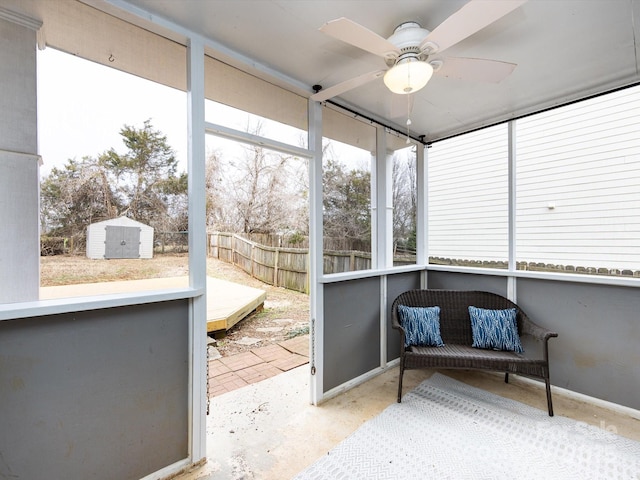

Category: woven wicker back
[391, 290, 528, 346]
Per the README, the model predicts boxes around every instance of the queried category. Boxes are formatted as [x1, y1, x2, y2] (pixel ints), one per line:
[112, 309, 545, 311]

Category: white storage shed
[86, 217, 154, 259]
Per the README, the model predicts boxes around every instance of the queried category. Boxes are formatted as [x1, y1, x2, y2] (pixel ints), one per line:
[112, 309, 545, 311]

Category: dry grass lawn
[40, 253, 189, 286]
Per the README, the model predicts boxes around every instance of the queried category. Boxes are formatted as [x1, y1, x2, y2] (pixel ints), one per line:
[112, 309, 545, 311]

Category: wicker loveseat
[392, 289, 558, 416]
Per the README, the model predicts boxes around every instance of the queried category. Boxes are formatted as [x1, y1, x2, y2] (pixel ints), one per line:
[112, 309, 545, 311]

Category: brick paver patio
[208, 334, 309, 397]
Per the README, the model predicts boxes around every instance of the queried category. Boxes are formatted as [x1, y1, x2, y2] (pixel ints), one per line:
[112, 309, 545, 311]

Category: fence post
[251, 243, 255, 279]
[350, 252, 355, 271]
[232, 234, 237, 267]
[274, 247, 279, 287]
[305, 250, 310, 294]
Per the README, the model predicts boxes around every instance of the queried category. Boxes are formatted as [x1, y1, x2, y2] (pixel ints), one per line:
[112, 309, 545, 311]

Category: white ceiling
[9, 0, 640, 143]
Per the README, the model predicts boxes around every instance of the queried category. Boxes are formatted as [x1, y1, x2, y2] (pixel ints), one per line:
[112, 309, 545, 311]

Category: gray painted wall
[324, 278, 381, 391]
[386, 272, 421, 362]
[0, 300, 189, 480]
[426, 271, 508, 295]
[517, 279, 640, 410]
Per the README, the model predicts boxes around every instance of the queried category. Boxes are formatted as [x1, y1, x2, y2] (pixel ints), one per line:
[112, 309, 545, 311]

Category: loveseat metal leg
[545, 378, 554, 416]
[397, 364, 404, 403]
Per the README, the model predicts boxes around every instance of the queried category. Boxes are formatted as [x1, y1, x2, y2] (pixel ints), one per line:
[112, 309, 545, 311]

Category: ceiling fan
[311, 0, 526, 102]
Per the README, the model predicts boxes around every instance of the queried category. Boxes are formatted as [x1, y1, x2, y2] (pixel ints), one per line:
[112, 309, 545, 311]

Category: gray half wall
[386, 272, 422, 362]
[517, 278, 640, 410]
[426, 271, 508, 295]
[0, 300, 189, 480]
[324, 278, 380, 391]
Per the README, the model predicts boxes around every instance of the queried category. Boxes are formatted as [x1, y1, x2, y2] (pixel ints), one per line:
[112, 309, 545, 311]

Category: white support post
[380, 275, 388, 368]
[507, 120, 517, 301]
[416, 143, 428, 287]
[186, 36, 207, 463]
[373, 127, 392, 368]
[0, 10, 41, 303]
[308, 99, 324, 405]
[373, 126, 392, 269]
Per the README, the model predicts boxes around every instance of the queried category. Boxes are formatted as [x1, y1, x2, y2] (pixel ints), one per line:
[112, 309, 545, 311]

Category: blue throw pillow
[398, 305, 444, 348]
[468, 306, 523, 353]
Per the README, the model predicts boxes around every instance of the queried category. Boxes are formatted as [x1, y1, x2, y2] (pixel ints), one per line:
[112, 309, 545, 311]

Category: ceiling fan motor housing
[386, 21, 431, 65]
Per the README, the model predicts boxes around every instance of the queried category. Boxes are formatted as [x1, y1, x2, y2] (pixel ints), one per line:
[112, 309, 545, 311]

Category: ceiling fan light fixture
[383, 56, 433, 95]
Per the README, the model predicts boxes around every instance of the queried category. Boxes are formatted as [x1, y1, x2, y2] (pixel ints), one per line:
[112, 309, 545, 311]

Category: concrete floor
[176, 366, 640, 480]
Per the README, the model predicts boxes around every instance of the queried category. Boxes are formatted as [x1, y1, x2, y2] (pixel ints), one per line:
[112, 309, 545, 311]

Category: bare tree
[392, 149, 417, 252]
[40, 157, 120, 240]
[205, 149, 234, 231]
[207, 120, 307, 235]
[322, 145, 372, 243]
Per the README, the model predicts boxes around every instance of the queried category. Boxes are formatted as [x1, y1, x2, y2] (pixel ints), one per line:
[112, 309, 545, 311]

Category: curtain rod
[325, 99, 427, 146]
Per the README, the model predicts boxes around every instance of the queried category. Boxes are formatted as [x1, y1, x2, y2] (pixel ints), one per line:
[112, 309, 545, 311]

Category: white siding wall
[428, 123, 509, 262]
[517, 87, 640, 270]
[427, 86, 640, 272]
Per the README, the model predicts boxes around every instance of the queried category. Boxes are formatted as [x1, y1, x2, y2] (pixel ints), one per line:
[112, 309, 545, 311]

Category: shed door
[105, 226, 141, 259]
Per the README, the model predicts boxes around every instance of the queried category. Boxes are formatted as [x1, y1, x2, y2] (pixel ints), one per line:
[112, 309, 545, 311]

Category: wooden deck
[40, 276, 266, 333]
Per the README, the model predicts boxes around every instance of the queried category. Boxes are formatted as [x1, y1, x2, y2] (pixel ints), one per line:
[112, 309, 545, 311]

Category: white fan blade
[320, 17, 400, 58]
[389, 93, 415, 119]
[433, 57, 516, 83]
[311, 70, 386, 102]
[420, 0, 527, 54]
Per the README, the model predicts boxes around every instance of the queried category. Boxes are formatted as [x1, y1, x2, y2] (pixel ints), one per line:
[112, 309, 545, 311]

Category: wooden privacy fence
[208, 232, 424, 293]
[209, 233, 310, 293]
[208, 233, 378, 293]
[230, 232, 371, 252]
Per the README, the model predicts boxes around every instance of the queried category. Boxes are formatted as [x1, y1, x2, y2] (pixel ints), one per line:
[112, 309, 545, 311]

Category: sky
[37, 47, 188, 176]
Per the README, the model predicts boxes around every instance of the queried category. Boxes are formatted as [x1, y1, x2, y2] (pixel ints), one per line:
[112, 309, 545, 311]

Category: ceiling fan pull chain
[406, 94, 412, 144]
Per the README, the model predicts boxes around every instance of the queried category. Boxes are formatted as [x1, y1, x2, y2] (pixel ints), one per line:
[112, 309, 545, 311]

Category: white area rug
[294, 373, 640, 479]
